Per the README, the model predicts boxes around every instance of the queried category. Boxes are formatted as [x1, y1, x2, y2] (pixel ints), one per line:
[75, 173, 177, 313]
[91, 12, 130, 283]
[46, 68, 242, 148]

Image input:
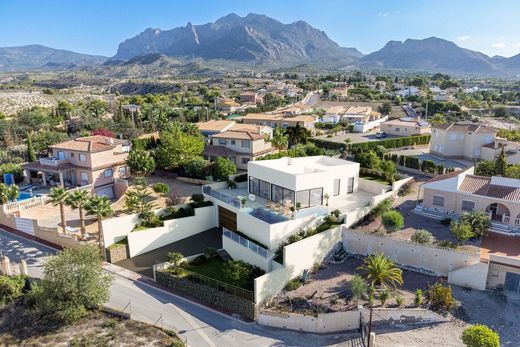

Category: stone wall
[106, 243, 129, 263]
[155, 270, 257, 320]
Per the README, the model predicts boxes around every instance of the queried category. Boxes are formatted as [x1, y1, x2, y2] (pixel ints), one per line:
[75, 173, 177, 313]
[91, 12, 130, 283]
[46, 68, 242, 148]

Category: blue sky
[1, 0, 520, 57]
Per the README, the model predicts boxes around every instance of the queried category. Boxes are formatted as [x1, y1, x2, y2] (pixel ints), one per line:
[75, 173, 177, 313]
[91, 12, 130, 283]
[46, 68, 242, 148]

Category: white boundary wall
[254, 226, 342, 304]
[258, 307, 446, 333]
[102, 206, 217, 256]
[223, 235, 270, 271]
[343, 229, 481, 276]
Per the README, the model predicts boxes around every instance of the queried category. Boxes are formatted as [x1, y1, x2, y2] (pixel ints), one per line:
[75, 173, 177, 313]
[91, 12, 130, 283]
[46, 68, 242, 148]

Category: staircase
[217, 249, 232, 261]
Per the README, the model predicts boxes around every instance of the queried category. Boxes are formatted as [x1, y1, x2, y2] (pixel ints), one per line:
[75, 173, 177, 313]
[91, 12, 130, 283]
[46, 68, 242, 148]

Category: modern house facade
[23, 136, 130, 198]
[418, 167, 520, 232]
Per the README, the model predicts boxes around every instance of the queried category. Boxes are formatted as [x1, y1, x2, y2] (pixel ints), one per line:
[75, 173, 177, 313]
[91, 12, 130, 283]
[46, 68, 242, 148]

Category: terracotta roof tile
[425, 170, 465, 183]
[211, 130, 264, 141]
[459, 175, 520, 202]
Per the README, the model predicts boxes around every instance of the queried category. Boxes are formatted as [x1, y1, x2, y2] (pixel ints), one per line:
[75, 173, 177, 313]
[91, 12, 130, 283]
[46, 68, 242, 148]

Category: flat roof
[249, 156, 358, 175]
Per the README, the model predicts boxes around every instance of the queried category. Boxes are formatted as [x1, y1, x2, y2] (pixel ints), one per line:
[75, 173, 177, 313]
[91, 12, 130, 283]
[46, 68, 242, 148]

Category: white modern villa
[202, 156, 392, 271]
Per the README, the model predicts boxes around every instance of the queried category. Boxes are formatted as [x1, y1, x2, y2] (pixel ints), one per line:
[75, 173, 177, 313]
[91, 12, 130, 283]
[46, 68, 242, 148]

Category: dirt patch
[268, 257, 440, 315]
[0, 303, 184, 346]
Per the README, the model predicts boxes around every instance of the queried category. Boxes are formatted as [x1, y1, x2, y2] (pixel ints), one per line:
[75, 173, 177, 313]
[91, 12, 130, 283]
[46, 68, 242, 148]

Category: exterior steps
[217, 249, 232, 261]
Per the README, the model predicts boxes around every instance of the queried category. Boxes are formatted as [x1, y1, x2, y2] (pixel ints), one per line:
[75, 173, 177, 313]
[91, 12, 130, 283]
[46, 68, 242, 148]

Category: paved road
[0, 228, 362, 347]
[302, 92, 319, 107]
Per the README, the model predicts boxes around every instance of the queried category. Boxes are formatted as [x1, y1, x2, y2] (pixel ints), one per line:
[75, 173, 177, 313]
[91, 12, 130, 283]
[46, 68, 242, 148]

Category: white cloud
[492, 42, 506, 48]
[457, 35, 471, 41]
[377, 12, 389, 17]
[515, 42, 520, 47]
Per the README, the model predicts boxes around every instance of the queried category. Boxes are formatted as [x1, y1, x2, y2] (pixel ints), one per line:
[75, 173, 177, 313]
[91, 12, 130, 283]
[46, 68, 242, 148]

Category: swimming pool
[18, 191, 38, 201]
[243, 207, 289, 224]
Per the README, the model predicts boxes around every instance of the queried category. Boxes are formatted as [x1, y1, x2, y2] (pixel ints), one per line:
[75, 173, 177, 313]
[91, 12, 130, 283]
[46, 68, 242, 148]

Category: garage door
[505, 272, 520, 293]
[218, 206, 237, 232]
[96, 186, 114, 199]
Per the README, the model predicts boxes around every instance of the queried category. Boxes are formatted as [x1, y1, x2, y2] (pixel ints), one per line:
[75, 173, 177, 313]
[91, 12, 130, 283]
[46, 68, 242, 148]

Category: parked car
[375, 131, 387, 138]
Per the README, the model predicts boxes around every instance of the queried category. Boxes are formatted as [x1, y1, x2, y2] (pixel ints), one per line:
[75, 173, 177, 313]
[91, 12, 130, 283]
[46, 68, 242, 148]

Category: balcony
[39, 157, 70, 167]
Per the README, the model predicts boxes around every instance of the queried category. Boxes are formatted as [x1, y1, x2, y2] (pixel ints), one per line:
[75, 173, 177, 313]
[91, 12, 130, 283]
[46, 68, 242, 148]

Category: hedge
[311, 134, 431, 153]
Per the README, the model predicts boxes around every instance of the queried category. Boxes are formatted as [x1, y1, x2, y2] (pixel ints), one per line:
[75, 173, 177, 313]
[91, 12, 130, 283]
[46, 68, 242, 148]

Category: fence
[203, 186, 241, 208]
[2, 196, 47, 214]
[223, 229, 270, 258]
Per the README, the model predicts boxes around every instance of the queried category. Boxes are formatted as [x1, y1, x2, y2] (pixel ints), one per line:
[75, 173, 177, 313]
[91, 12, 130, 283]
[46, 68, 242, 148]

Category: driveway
[115, 228, 222, 278]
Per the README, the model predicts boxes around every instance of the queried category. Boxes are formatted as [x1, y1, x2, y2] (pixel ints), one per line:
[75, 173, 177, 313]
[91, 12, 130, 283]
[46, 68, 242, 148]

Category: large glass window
[461, 200, 475, 211]
[296, 190, 310, 208]
[432, 195, 445, 207]
[272, 185, 283, 204]
[283, 188, 295, 206]
[310, 188, 323, 206]
[249, 176, 269, 199]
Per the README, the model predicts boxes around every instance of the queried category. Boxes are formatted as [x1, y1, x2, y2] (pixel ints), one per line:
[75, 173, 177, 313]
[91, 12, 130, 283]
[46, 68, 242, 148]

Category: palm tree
[460, 211, 490, 238]
[86, 195, 113, 253]
[66, 189, 91, 239]
[271, 127, 288, 150]
[47, 187, 69, 233]
[358, 253, 403, 289]
[284, 124, 309, 147]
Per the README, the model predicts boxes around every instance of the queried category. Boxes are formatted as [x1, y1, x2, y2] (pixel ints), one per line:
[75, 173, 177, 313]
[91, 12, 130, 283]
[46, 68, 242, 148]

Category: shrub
[224, 260, 258, 282]
[427, 282, 454, 311]
[203, 247, 218, 259]
[414, 289, 423, 307]
[395, 295, 404, 307]
[234, 174, 247, 183]
[461, 325, 500, 347]
[183, 157, 208, 179]
[191, 193, 205, 206]
[0, 275, 25, 305]
[126, 148, 156, 176]
[167, 252, 184, 267]
[285, 278, 302, 291]
[190, 255, 206, 266]
[153, 182, 170, 195]
[411, 229, 433, 245]
[379, 288, 390, 306]
[382, 210, 404, 232]
[397, 181, 413, 197]
[438, 240, 458, 249]
[349, 275, 368, 303]
[0, 163, 23, 183]
[212, 157, 237, 181]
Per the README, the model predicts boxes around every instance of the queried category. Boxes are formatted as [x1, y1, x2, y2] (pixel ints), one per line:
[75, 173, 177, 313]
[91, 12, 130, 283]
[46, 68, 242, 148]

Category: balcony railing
[39, 157, 70, 166]
[203, 186, 241, 208]
[223, 229, 270, 258]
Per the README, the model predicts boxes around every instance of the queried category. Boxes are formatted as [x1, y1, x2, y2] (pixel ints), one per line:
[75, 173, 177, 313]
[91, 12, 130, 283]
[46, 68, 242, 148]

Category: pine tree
[27, 132, 36, 162]
[495, 147, 507, 176]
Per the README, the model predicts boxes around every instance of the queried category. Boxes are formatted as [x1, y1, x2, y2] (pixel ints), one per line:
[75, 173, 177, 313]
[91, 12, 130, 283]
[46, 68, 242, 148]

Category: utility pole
[367, 304, 374, 347]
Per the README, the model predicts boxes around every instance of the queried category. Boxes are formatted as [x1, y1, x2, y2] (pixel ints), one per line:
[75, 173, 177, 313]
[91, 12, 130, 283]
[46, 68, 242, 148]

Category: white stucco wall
[222, 236, 270, 271]
[358, 178, 390, 195]
[343, 229, 481, 276]
[102, 213, 140, 247]
[448, 262, 489, 290]
[127, 206, 217, 257]
[258, 310, 361, 333]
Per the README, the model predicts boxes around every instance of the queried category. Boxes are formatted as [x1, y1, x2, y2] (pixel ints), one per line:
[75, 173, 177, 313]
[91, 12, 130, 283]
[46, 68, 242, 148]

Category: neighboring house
[196, 120, 236, 138]
[430, 123, 497, 160]
[396, 86, 419, 98]
[419, 167, 520, 232]
[240, 91, 262, 104]
[240, 113, 316, 130]
[480, 138, 520, 165]
[205, 130, 276, 170]
[320, 106, 344, 124]
[23, 136, 130, 198]
[329, 86, 349, 100]
[380, 117, 431, 136]
[217, 98, 241, 113]
[433, 92, 453, 101]
[230, 123, 273, 138]
[342, 106, 386, 133]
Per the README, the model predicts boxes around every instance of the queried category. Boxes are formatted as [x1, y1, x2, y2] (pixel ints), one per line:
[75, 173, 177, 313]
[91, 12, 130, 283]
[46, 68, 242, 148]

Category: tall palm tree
[86, 195, 113, 253]
[358, 253, 403, 289]
[271, 127, 288, 150]
[66, 189, 91, 239]
[47, 187, 69, 233]
[461, 211, 491, 238]
[284, 124, 309, 147]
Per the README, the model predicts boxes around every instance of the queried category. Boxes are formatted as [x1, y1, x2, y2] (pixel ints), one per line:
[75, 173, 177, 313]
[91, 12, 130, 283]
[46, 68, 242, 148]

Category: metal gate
[504, 272, 520, 293]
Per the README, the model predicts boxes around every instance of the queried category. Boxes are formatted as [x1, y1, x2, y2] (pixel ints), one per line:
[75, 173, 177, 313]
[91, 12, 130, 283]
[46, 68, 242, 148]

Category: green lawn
[360, 174, 390, 185]
[183, 258, 253, 290]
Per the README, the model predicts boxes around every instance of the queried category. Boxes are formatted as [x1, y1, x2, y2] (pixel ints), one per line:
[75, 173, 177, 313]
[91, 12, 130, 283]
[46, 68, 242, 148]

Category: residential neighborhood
[1, 3, 520, 347]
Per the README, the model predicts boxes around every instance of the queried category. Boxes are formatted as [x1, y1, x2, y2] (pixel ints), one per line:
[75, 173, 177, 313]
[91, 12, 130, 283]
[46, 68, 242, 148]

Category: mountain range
[1, 13, 520, 77]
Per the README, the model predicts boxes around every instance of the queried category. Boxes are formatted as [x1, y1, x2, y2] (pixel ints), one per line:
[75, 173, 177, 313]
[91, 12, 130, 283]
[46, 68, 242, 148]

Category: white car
[375, 131, 387, 138]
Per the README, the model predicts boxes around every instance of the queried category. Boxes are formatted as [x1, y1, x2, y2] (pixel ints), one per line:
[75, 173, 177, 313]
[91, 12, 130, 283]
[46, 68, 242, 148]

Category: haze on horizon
[1, 0, 520, 58]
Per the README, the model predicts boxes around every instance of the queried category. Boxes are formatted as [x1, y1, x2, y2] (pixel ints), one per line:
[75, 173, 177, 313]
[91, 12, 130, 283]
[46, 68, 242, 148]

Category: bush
[190, 255, 206, 266]
[153, 182, 170, 195]
[382, 210, 404, 232]
[0, 275, 25, 305]
[438, 240, 458, 249]
[0, 163, 23, 183]
[167, 252, 184, 267]
[285, 278, 302, 291]
[183, 157, 208, 179]
[462, 325, 500, 347]
[349, 275, 368, 303]
[411, 229, 433, 245]
[395, 295, 404, 307]
[398, 181, 413, 197]
[212, 157, 237, 181]
[203, 247, 218, 259]
[126, 148, 156, 176]
[427, 282, 454, 311]
[414, 289, 423, 307]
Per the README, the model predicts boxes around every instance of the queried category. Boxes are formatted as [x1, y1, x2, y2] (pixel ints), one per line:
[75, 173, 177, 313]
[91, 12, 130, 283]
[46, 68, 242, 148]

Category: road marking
[169, 303, 217, 347]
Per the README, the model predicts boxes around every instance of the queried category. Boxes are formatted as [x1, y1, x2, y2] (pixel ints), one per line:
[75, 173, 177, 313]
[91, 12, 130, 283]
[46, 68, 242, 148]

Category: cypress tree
[27, 132, 36, 162]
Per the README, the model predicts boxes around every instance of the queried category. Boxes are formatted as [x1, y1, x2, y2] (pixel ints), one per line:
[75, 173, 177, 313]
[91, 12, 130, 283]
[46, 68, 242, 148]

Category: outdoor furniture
[275, 202, 280, 212]
[248, 194, 256, 202]
[266, 200, 272, 209]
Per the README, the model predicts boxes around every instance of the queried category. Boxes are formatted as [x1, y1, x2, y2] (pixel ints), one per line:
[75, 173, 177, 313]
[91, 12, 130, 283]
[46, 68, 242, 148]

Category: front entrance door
[57, 151, 65, 160]
[218, 206, 237, 232]
[505, 272, 520, 293]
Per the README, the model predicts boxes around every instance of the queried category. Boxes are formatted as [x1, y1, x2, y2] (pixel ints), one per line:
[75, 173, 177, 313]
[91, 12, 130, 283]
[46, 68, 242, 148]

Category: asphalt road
[0, 228, 362, 347]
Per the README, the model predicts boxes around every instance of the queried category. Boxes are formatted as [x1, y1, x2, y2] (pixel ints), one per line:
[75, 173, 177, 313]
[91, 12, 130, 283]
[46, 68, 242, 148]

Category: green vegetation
[47, 187, 69, 233]
[414, 289, 423, 307]
[152, 182, 169, 195]
[426, 282, 454, 312]
[0, 276, 25, 305]
[348, 275, 368, 304]
[28, 246, 112, 323]
[0, 163, 24, 183]
[65, 189, 91, 239]
[411, 229, 433, 245]
[155, 122, 205, 170]
[460, 211, 490, 238]
[311, 134, 431, 152]
[106, 237, 127, 250]
[358, 253, 403, 289]
[212, 157, 237, 181]
[382, 210, 404, 232]
[461, 325, 500, 347]
[85, 195, 113, 250]
[450, 221, 475, 244]
[284, 278, 302, 291]
[127, 148, 156, 176]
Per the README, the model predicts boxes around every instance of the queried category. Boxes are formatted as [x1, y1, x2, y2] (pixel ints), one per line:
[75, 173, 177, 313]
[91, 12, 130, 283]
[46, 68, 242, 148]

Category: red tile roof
[425, 170, 464, 183]
[459, 175, 520, 202]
